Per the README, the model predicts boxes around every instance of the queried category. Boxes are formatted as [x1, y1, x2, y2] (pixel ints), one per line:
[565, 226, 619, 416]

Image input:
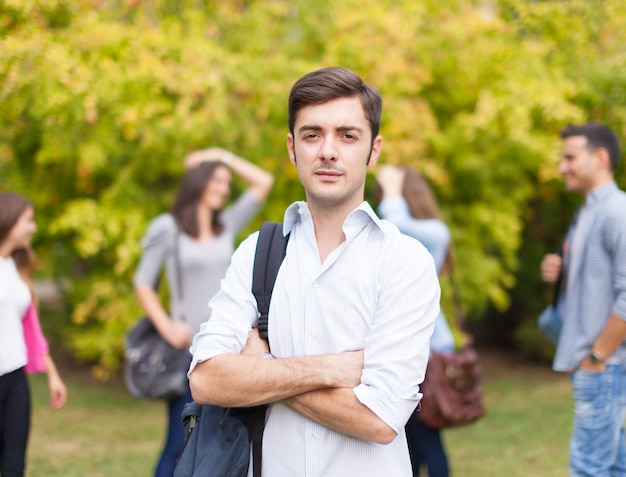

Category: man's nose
[319, 137, 338, 161]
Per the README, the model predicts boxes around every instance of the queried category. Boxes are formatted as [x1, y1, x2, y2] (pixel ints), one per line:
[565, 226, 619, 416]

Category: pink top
[21, 302, 49, 374]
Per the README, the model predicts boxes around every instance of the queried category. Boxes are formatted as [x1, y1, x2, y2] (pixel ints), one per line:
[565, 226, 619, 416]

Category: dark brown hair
[288, 67, 383, 141]
[560, 122, 621, 171]
[171, 162, 227, 237]
[0, 192, 37, 294]
[0, 192, 32, 245]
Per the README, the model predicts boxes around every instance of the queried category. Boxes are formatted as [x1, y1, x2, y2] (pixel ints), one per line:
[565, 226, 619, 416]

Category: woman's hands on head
[376, 165, 406, 199]
[184, 147, 234, 170]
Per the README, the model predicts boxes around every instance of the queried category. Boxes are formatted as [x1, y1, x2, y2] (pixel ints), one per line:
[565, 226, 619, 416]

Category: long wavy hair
[0, 192, 37, 296]
[171, 162, 227, 237]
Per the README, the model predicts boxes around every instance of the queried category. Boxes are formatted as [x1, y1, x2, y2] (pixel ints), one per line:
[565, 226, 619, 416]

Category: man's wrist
[589, 349, 606, 364]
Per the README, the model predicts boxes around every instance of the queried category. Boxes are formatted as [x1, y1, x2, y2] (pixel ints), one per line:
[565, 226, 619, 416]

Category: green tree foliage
[2, 0, 625, 375]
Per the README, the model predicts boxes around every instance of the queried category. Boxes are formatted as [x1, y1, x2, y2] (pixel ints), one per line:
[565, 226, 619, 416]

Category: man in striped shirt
[189, 67, 440, 476]
[541, 122, 626, 477]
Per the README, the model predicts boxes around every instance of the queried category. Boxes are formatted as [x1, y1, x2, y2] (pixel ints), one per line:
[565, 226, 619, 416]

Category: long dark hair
[171, 162, 227, 238]
[402, 168, 454, 275]
[0, 192, 37, 295]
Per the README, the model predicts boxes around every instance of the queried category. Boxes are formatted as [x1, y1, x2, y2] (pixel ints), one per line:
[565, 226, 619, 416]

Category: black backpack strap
[249, 407, 266, 477]
[253, 222, 289, 341]
[249, 222, 289, 477]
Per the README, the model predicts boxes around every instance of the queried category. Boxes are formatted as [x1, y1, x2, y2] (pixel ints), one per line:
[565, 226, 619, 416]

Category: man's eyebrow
[297, 124, 364, 133]
[336, 125, 363, 133]
[297, 124, 323, 133]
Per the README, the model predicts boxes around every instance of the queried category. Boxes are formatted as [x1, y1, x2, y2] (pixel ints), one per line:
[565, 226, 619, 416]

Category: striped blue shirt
[554, 181, 626, 371]
[190, 201, 440, 477]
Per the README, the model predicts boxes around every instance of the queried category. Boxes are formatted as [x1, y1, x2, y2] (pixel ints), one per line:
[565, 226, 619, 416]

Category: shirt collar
[282, 201, 384, 236]
[587, 181, 617, 206]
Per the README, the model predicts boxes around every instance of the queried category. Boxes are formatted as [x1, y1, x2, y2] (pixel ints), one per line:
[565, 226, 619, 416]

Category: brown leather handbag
[417, 345, 485, 429]
[417, 257, 485, 429]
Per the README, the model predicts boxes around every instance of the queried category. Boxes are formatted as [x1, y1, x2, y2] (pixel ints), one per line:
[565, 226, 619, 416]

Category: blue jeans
[406, 409, 449, 477]
[570, 364, 626, 477]
[154, 383, 193, 477]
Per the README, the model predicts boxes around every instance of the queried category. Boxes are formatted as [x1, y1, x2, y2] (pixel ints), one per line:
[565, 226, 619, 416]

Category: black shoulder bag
[125, 227, 192, 400]
[174, 222, 289, 477]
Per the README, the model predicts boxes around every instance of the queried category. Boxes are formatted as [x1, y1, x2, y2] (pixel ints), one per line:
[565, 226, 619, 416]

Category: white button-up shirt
[190, 201, 440, 477]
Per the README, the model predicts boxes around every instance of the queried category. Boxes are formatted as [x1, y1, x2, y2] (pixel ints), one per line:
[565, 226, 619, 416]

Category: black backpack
[174, 222, 289, 477]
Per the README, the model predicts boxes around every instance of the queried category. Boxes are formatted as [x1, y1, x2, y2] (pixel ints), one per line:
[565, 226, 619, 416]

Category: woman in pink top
[0, 192, 67, 477]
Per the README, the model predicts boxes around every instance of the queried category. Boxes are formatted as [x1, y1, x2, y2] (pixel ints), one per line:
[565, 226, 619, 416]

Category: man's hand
[242, 328, 363, 386]
[322, 350, 364, 388]
[578, 355, 607, 373]
[541, 253, 562, 284]
[242, 327, 270, 356]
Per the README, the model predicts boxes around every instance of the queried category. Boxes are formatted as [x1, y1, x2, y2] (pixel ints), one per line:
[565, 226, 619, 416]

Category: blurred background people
[540, 123, 626, 477]
[0, 192, 67, 477]
[376, 165, 454, 477]
[133, 147, 273, 477]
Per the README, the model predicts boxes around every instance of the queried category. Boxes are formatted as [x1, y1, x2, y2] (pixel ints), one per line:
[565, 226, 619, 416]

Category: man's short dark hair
[560, 122, 622, 171]
[288, 67, 382, 140]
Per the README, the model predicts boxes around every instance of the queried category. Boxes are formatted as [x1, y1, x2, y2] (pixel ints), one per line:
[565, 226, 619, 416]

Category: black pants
[0, 368, 31, 477]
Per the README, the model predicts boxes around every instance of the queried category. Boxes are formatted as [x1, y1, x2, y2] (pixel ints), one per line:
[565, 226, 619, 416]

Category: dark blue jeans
[154, 382, 193, 477]
[406, 409, 449, 477]
[0, 367, 31, 477]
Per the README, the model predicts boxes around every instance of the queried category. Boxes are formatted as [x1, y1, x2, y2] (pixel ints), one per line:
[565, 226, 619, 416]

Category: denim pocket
[571, 368, 612, 429]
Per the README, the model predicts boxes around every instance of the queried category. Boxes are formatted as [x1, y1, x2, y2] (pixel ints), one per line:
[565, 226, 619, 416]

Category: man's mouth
[315, 169, 342, 177]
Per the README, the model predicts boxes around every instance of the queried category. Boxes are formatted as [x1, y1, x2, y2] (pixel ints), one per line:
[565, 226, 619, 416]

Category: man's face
[286, 96, 382, 212]
[559, 135, 604, 195]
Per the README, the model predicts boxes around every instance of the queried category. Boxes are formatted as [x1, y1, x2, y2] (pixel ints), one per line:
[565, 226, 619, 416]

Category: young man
[541, 122, 626, 477]
[189, 67, 440, 476]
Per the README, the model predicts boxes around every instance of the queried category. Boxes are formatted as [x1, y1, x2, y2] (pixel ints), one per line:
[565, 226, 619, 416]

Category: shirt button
[298, 207, 305, 215]
[311, 432, 319, 440]
[311, 332, 318, 339]
[311, 281, 318, 288]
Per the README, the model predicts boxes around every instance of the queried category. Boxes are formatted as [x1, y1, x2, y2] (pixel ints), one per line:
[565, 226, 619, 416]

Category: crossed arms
[188, 230, 439, 446]
[189, 331, 396, 444]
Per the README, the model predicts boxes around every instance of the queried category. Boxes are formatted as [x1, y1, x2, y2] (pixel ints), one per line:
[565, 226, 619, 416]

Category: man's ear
[287, 134, 296, 165]
[367, 135, 383, 168]
[595, 146, 611, 172]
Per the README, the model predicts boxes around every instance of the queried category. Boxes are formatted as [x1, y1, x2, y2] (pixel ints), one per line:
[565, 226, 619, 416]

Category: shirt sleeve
[608, 204, 626, 321]
[22, 301, 49, 374]
[353, 233, 440, 434]
[133, 213, 176, 288]
[378, 197, 450, 273]
[188, 232, 260, 374]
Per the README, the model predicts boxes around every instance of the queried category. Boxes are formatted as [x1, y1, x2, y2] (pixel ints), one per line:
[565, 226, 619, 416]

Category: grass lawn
[25, 348, 572, 477]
